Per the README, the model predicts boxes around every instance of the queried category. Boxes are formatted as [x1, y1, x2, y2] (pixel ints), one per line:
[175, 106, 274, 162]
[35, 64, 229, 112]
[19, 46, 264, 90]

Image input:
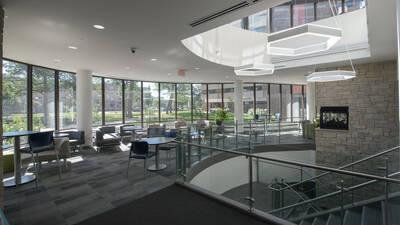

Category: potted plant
[215, 109, 227, 126]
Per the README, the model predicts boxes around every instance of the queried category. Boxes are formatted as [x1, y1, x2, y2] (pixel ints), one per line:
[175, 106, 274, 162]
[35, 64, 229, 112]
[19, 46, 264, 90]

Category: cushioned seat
[95, 126, 121, 149]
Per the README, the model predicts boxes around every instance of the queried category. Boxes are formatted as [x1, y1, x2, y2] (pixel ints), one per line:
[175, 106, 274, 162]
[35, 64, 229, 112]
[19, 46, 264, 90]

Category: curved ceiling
[0, 0, 288, 83]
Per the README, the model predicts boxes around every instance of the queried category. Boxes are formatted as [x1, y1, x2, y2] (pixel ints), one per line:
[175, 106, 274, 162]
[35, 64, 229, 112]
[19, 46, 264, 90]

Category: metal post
[246, 148, 255, 211]
[256, 158, 260, 182]
[278, 119, 281, 144]
[249, 121, 252, 147]
[263, 120, 266, 144]
[340, 180, 344, 225]
[235, 120, 238, 148]
[222, 124, 225, 148]
[385, 158, 389, 225]
[187, 126, 191, 166]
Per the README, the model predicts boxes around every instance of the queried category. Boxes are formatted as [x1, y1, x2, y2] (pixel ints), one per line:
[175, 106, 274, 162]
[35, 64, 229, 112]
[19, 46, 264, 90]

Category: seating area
[3, 0, 400, 225]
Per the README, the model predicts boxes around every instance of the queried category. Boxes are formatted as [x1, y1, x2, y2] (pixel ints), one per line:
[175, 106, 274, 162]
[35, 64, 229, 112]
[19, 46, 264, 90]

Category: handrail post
[263, 120, 266, 144]
[278, 119, 281, 144]
[235, 120, 238, 148]
[249, 122, 252, 148]
[187, 126, 191, 166]
[385, 157, 389, 225]
[246, 147, 255, 211]
[340, 180, 344, 225]
[351, 155, 354, 205]
[222, 124, 225, 149]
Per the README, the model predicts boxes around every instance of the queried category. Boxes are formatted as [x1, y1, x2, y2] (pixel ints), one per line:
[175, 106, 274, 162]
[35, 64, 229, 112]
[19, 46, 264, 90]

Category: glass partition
[124, 80, 141, 124]
[255, 84, 269, 121]
[243, 84, 254, 122]
[3, 60, 28, 132]
[92, 77, 103, 126]
[32, 66, 55, 130]
[249, 10, 269, 33]
[59, 71, 76, 129]
[223, 84, 235, 123]
[270, 84, 281, 121]
[208, 84, 223, 121]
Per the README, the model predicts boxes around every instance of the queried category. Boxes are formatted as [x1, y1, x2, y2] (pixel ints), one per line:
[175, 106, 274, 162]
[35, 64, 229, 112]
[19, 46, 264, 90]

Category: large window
[344, 0, 365, 13]
[292, 85, 303, 121]
[3, 60, 28, 133]
[208, 84, 222, 120]
[177, 84, 191, 122]
[192, 84, 207, 120]
[281, 84, 292, 121]
[32, 67, 55, 130]
[249, 10, 269, 33]
[255, 84, 269, 120]
[270, 84, 281, 121]
[104, 78, 122, 124]
[160, 83, 175, 126]
[223, 84, 235, 123]
[59, 72, 76, 129]
[143, 82, 159, 126]
[271, 4, 291, 32]
[243, 84, 254, 122]
[124, 81, 141, 124]
[92, 77, 103, 126]
[317, 0, 343, 20]
[292, 3, 315, 26]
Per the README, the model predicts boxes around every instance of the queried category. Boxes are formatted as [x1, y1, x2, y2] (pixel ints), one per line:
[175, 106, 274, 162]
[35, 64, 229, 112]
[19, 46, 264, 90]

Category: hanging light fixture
[267, 23, 342, 56]
[306, 0, 356, 82]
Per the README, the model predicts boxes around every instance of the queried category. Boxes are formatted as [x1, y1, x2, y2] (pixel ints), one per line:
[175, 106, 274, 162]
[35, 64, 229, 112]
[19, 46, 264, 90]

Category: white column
[234, 80, 244, 132]
[76, 69, 93, 146]
[306, 82, 316, 121]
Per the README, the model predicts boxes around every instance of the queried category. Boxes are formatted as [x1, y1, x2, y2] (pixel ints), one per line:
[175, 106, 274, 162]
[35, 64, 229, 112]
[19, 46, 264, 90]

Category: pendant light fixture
[306, 0, 356, 82]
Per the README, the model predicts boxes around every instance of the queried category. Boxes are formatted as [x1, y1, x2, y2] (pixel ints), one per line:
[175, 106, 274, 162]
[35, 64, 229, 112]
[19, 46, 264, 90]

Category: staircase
[293, 193, 400, 225]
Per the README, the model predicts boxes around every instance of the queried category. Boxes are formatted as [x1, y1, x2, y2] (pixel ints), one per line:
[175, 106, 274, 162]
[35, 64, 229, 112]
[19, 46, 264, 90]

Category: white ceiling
[0, 0, 397, 85]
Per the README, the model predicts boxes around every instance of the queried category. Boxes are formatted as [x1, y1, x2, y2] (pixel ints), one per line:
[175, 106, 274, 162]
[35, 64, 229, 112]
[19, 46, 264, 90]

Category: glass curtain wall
[317, 0, 343, 20]
[124, 81, 142, 124]
[142, 82, 159, 127]
[248, 10, 269, 33]
[160, 83, 176, 127]
[59, 72, 76, 129]
[223, 84, 235, 123]
[208, 84, 223, 121]
[281, 84, 292, 121]
[3, 60, 28, 133]
[271, 4, 291, 32]
[292, 85, 303, 121]
[104, 78, 123, 124]
[270, 84, 281, 121]
[32, 67, 55, 130]
[192, 84, 207, 120]
[92, 77, 103, 126]
[255, 84, 269, 120]
[177, 84, 191, 122]
[243, 84, 254, 122]
[292, 3, 315, 26]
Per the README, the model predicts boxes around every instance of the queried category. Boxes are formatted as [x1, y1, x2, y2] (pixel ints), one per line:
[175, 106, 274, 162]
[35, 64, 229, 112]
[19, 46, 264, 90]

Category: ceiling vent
[190, 1, 258, 27]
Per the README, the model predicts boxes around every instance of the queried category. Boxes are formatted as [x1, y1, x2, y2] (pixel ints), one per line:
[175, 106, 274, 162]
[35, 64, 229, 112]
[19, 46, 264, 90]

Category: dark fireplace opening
[320, 107, 349, 130]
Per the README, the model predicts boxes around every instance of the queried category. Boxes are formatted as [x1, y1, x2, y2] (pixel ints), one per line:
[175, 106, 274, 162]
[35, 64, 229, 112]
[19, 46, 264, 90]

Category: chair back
[99, 126, 116, 134]
[28, 131, 55, 151]
[147, 127, 165, 138]
[131, 141, 149, 155]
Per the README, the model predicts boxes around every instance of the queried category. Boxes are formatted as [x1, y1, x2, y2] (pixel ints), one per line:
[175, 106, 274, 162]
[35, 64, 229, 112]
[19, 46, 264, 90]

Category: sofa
[60, 130, 85, 151]
[95, 126, 121, 149]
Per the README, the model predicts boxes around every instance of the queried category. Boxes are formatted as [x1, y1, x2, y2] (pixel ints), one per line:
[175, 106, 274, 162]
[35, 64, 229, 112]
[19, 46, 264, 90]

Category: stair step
[361, 205, 382, 225]
[381, 200, 400, 225]
[344, 210, 361, 225]
[326, 213, 341, 225]
[299, 219, 314, 225]
[312, 217, 327, 225]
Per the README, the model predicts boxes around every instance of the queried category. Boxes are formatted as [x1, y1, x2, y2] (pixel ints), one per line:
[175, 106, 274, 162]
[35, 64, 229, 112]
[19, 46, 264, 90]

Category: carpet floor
[75, 184, 271, 225]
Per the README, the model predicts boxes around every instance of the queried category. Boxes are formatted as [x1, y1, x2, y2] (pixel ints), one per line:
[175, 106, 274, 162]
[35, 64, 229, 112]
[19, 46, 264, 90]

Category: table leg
[3, 136, 36, 187]
[147, 144, 167, 171]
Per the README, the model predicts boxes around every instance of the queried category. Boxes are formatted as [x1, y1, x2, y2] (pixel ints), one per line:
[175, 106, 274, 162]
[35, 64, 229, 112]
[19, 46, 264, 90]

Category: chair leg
[30, 151, 39, 189]
[54, 149, 62, 180]
[127, 157, 132, 177]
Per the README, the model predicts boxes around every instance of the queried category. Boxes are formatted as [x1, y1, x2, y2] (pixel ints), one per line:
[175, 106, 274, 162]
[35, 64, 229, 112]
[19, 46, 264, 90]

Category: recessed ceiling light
[68, 46, 78, 50]
[195, 67, 200, 70]
[151, 58, 158, 62]
[93, 24, 105, 30]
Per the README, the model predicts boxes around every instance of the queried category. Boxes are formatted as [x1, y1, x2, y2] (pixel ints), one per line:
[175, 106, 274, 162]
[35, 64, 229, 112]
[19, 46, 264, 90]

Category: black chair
[159, 131, 177, 166]
[127, 141, 155, 177]
[28, 131, 62, 187]
[60, 130, 85, 151]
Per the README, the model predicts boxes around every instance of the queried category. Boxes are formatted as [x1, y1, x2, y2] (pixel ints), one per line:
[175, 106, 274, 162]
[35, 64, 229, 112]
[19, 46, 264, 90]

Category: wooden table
[3, 130, 39, 187]
[141, 137, 172, 171]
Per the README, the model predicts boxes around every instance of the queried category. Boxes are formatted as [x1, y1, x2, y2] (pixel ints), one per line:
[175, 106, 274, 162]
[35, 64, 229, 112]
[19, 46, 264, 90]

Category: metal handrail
[274, 146, 400, 192]
[268, 170, 400, 215]
[174, 141, 400, 185]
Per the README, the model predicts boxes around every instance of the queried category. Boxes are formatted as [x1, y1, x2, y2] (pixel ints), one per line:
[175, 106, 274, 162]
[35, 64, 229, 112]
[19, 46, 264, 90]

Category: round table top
[54, 133, 70, 138]
[3, 130, 39, 138]
[141, 137, 173, 145]
[122, 126, 143, 131]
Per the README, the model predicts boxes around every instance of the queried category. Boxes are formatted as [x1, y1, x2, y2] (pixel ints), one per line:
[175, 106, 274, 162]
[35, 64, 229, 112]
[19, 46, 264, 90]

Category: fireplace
[320, 107, 349, 130]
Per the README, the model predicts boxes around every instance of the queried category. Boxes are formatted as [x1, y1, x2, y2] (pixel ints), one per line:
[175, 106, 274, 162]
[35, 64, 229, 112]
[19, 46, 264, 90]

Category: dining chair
[127, 141, 155, 178]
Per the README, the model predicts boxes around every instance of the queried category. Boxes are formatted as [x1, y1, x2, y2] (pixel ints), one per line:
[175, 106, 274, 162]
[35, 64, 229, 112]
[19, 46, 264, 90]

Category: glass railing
[175, 139, 400, 225]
